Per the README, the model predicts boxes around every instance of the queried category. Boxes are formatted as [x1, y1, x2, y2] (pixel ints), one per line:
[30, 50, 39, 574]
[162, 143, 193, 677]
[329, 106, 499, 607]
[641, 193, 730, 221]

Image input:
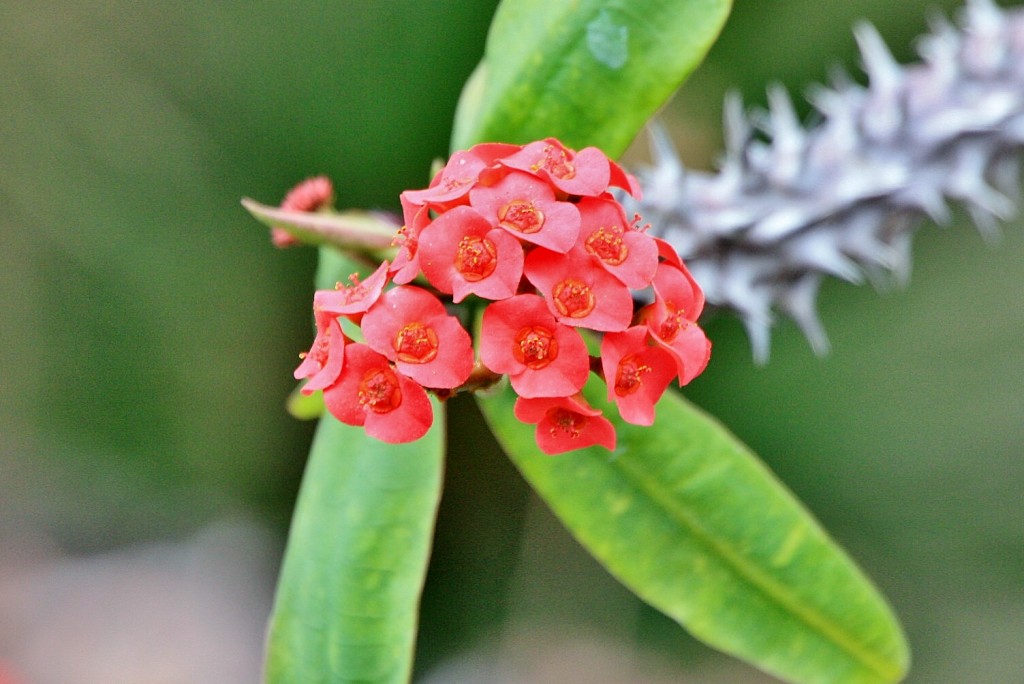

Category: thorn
[946, 143, 1016, 220]
[990, 155, 1022, 206]
[647, 120, 682, 173]
[896, 183, 952, 225]
[854, 22, 901, 87]
[854, 22, 903, 139]
[806, 83, 841, 117]
[643, 120, 687, 213]
[966, 205, 1004, 245]
[965, 0, 999, 14]
[744, 315, 773, 366]
[964, 0, 1003, 31]
[722, 90, 751, 159]
[788, 231, 864, 284]
[826, 64, 856, 94]
[766, 84, 804, 185]
[781, 275, 831, 356]
[962, 0, 1006, 75]
[888, 229, 915, 287]
[767, 83, 800, 138]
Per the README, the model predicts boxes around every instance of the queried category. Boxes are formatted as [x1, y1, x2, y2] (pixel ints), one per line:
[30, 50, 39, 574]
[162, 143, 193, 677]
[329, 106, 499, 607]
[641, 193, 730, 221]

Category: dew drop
[586, 9, 628, 70]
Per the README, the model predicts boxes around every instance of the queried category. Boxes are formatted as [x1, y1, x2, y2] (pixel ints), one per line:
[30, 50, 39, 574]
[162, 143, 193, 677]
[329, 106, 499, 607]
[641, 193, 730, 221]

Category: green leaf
[264, 410, 445, 684]
[452, 0, 732, 156]
[477, 382, 909, 684]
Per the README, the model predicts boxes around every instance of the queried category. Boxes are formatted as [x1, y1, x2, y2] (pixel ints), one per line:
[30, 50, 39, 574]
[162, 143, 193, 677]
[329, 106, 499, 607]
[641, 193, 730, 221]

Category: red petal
[479, 296, 590, 398]
[609, 159, 642, 198]
[600, 327, 676, 425]
[363, 372, 433, 443]
[469, 170, 581, 253]
[500, 140, 611, 197]
[418, 206, 524, 302]
[524, 247, 633, 332]
[295, 316, 347, 393]
[323, 344, 433, 443]
[515, 394, 616, 454]
[314, 260, 390, 316]
[362, 286, 473, 389]
[576, 196, 658, 289]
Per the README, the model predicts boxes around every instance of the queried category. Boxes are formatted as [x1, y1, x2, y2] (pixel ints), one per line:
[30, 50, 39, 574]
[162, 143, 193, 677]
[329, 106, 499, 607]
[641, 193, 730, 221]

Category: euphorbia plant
[244, 1, 910, 683]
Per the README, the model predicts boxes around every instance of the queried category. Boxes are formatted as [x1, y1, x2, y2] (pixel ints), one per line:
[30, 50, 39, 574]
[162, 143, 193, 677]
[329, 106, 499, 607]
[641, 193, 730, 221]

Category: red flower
[514, 393, 616, 455]
[361, 285, 474, 389]
[575, 197, 658, 289]
[323, 343, 432, 443]
[638, 262, 711, 385]
[293, 310, 346, 393]
[608, 159, 642, 198]
[281, 176, 334, 212]
[401, 142, 522, 208]
[417, 206, 524, 302]
[524, 247, 633, 332]
[478, 294, 590, 398]
[600, 326, 677, 425]
[313, 260, 390, 320]
[653, 236, 685, 269]
[469, 170, 581, 253]
[496, 138, 640, 197]
[500, 139, 612, 197]
[390, 204, 431, 285]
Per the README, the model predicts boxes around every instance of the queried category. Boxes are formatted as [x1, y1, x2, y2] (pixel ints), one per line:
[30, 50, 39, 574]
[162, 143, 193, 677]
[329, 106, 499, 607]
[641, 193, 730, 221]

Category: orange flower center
[585, 226, 628, 265]
[394, 323, 439, 364]
[307, 335, 330, 367]
[440, 175, 471, 192]
[498, 200, 544, 234]
[658, 305, 687, 343]
[533, 145, 576, 180]
[614, 354, 650, 397]
[392, 226, 419, 259]
[336, 272, 368, 304]
[513, 326, 559, 369]
[358, 367, 402, 414]
[552, 279, 596, 319]
[454, 235, 497, 281]
[546, 407, 587, 438]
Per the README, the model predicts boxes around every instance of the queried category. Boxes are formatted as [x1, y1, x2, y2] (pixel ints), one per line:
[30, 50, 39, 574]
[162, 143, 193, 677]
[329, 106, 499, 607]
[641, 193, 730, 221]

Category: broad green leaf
[452, 0, 732, 156]
[477, 382, 909, 684]
[264, 410, 445, 684]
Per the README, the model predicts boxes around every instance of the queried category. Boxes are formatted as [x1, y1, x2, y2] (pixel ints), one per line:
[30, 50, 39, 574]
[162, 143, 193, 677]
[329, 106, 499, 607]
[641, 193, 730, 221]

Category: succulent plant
[627, 0, 1024, 362]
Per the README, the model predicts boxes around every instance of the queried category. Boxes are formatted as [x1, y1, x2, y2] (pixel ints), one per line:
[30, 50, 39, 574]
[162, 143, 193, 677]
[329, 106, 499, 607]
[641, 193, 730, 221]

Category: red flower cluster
[294, 139, 711, 453]
[293, 260, 472, 444]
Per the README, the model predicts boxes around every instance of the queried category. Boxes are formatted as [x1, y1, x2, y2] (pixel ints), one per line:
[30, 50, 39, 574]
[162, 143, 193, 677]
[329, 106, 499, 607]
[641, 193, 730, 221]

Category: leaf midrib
[609, 449, 900, 681]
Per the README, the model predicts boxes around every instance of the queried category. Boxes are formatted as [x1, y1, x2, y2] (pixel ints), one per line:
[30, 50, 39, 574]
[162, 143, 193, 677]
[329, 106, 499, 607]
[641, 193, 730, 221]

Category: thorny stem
[625, 0, 1024, 362]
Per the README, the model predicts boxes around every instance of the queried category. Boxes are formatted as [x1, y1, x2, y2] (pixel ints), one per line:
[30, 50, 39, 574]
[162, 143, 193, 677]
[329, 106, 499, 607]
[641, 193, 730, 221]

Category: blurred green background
[1, 1, 1021, 682]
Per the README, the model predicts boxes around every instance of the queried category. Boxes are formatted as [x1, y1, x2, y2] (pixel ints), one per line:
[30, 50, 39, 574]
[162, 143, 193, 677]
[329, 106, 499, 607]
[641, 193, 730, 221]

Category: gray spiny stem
[627, 0, 1024, 362]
